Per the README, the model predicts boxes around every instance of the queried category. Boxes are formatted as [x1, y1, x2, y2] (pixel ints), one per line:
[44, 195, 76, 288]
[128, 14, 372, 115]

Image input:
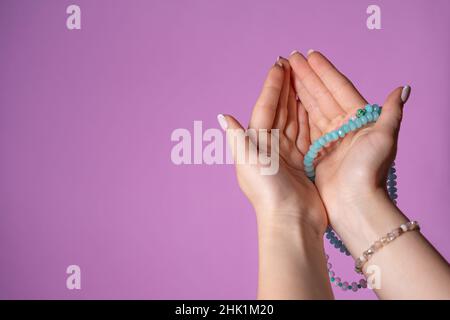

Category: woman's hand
[288, 50, 410, 250]
[219, 57, 327, 236]
[288, 50, 450, 299]
[218, 57, 333, 299]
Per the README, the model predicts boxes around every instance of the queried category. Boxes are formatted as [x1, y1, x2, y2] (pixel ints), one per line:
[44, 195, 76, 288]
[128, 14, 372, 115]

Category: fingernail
[276, 56, 284, 67]
[217, 114, 228, 130]
[290, 50, 299, 56]
[401, 85, 411, 103]
[275, 59, 283, 67]
[307, 49, 315, 55]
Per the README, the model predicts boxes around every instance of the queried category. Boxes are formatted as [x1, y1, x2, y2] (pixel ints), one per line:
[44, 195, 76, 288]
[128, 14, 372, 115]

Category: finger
[249, 63, 284, 130]
[307, 50, 367, 113]
[309, 121, 322, 143]
[374, 86, 411, 138]
[296, 101, 311, 155]
[273, 57, 290, 130]
[284, 85, 298, 142]
[218, 114, 251, 165]
[289, 51, 345, 120]
[291, 74, 330, 133]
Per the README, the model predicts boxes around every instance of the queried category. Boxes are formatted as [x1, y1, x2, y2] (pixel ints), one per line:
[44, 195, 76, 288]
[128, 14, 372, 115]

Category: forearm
[330, 190, 450, 299]
[256, 213, 334, 300]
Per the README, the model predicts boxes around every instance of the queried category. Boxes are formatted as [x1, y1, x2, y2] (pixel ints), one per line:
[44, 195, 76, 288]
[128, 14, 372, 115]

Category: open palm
[288, 50, 408, 235]
[221, 57, 327, 234]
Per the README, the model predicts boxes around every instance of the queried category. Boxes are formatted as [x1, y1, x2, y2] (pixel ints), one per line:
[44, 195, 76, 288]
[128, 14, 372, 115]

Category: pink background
[0, 0, 449, 299]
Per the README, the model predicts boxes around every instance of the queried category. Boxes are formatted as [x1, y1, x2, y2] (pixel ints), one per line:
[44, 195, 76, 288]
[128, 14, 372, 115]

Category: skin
[289, 50, 450, 299]
[222, 57, 333, 299]
[220, 51, 450, 300]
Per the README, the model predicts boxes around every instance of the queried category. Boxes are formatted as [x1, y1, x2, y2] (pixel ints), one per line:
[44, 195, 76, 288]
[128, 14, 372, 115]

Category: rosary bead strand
[326, 255, 367, 292]
[303, 104, 399, 292]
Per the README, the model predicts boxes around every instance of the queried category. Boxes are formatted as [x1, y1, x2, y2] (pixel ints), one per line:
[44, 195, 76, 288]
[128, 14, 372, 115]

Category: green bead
[356, 108, 366, 118]
[338, 283, 343, 287]
[330, 277, 335, 282]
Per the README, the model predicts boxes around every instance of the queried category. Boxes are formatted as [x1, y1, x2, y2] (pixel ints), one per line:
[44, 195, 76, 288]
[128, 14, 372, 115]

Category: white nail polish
[401, 85, 411, 103]
[307, 49, 315, 55]
[290, 50, 299, 56]
[217, 114, 228, 130]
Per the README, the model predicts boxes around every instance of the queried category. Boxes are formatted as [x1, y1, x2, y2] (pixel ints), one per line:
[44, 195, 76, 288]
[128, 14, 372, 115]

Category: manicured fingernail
[290, 50, 299, 56]
[217, 114, 228, 130]
[307, 49, 315, 55]
[276, 56, 284, 67]
[276, 56, 283, 68]
[401, 85, 411, 103]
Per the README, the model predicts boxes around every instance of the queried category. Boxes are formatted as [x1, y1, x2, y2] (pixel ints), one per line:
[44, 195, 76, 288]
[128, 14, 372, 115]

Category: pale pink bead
[342, 281, 349, 291]
[334, 277, 341, 286]
[387, 232, 396, 241]
[392, 228, 402, 237]
[351, 282, 358, 292]
[372, 240, 383, 250]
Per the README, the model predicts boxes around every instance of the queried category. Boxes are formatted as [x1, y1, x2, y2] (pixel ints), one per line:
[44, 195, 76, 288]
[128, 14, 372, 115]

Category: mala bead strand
[325, 227, 351, 256]
[303, 104, 381, 181]
[387, 163, 398, 204]
[326, 255, 367, 292]
[305, 104, 398, 292]
[324, 161, 398, 259]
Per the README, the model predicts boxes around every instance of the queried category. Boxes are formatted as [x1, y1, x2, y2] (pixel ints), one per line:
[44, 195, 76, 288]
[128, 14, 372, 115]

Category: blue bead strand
[387, 162, 398, 204]
[325, 227, 351, 255]
[303, 105, 382, 181]
[303, 104, 400, 292]
[326, 254, 367, 292]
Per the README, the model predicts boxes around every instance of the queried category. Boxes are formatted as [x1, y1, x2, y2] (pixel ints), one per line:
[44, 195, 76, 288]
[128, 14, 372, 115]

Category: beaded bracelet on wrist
[354, 221, 420, 274]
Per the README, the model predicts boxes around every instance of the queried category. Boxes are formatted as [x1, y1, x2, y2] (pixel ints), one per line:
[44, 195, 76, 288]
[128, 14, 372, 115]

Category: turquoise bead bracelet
[303, 104, 399, 292]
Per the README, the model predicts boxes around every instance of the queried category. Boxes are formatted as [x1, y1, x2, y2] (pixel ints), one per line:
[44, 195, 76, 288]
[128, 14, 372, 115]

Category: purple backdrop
[0, 0, 449, 299]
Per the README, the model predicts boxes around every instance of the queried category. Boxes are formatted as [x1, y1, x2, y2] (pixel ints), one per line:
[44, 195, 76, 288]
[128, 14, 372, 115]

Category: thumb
[217, 114, 248, 164]
[374, 85, 411, 137]
[217, 113, 244, 131]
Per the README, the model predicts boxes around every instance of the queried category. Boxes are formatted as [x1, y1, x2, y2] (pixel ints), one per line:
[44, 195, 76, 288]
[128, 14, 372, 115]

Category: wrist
[255, 210, 333, 299]
[326, 188, 409, 256]
[255, 209, 325, 241]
